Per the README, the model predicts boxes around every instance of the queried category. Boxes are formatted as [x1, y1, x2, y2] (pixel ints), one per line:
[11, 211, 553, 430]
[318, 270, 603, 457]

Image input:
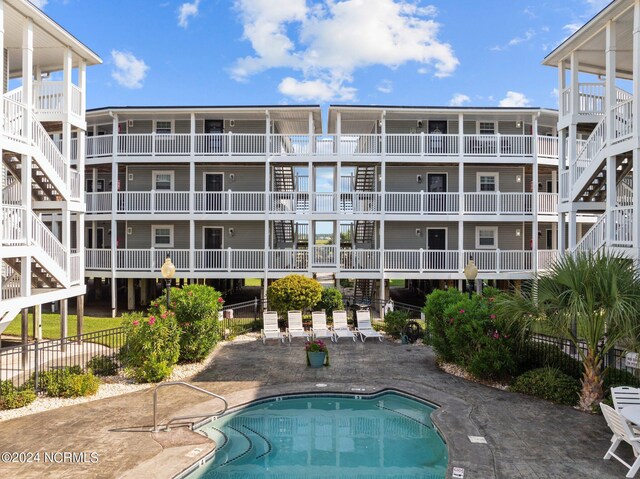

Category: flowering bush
[305, 339, 330, 366]
[120, 311, 180, 382]
[150, 284, 223, 362]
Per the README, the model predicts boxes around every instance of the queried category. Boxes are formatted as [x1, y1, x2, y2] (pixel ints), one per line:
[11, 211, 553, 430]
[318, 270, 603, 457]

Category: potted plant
[305, 339, 330, 368]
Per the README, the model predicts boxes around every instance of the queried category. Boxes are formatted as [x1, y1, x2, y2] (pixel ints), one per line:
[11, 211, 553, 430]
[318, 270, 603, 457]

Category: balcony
[85, 191, 558, 216]
[85, 248, 558, 275]
[83, 133, 558, 161]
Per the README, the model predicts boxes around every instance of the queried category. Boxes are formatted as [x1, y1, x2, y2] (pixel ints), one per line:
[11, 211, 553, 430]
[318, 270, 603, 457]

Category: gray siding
[463, 223, 525, 250]
[463, 166, 526, 193]
[385, 222, 458, 250]
[195, 166, 265, 191]
[125, 166, 190, 191]
[386, 166, 459, 192]
[128, 120, 152, 134]
[194, 221, 264, 249]
[125, 221, 190, 249]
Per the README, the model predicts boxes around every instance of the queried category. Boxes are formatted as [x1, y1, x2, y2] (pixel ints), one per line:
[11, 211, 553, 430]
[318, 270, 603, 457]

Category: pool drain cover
[452, 466, 465, 478]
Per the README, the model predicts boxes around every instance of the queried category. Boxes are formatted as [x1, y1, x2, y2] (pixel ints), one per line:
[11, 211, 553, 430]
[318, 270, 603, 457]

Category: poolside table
[621, 405, 640, 426]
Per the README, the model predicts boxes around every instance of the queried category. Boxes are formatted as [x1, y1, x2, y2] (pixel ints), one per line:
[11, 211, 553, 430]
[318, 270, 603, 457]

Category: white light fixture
[417, 120, 423, 128]
[229, 119, 235, 127]
[128, 119, 134, 128]
[128, 173, 134, 181]
[416, 174, 423, 184]
[516, 121, 522, 128]
[127, 227, 133, 235]
[228, 227, 235, 237]
[516, 175, 522, 183]
[229, 173, 235, 182]
[515, 229, 521, 237]
[415, 228, 421, 237]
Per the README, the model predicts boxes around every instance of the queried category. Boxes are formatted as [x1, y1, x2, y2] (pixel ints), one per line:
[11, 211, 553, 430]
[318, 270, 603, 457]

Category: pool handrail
[153, 381, 228, 432]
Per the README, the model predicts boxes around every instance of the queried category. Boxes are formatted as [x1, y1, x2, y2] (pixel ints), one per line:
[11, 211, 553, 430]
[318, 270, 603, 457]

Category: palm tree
[497, 251, 640, 411]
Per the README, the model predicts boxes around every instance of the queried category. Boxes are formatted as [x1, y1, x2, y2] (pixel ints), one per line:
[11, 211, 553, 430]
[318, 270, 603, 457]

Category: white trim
[476, 121, 496, 135]
[202, 172, 225, 192]
[426, 172, 448, 192]
[153, 119, 174, 134]
[426, 227, 448, 250]
[476, 172, 499, 192]
[152, 170, 175, 191]
[152, 225, 174, 248]
[475, 226, 498, 249]
[202, 226, 224, 249]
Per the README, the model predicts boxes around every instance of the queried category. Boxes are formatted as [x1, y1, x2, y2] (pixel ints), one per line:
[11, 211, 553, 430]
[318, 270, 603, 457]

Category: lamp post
[463, 257, 478, 299]
[160, 255, 176, 310]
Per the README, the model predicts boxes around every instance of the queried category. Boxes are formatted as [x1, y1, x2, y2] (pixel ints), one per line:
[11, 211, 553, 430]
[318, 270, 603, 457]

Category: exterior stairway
[354, 279, 375, 306]
[272, 165, 295, 248]
[353, 166, 376, 248]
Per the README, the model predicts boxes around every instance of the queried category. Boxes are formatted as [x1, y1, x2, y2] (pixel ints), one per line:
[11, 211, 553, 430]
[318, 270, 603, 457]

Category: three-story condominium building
[81, 104, 570, 314]
[544, 0, 639, 258]
[0, 0, 100, 332]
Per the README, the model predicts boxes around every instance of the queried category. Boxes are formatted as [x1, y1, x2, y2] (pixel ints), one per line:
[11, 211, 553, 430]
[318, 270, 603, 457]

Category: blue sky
[34, 0, 611, 111]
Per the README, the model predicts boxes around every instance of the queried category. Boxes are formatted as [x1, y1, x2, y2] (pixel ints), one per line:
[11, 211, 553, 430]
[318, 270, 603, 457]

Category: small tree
[150, 284, 223, 362]
[267, 275, 323, 315]
[317, 287, 343, 317]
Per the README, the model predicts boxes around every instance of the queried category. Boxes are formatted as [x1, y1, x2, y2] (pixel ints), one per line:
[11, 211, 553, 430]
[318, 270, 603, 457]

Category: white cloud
[449, 93, 470, 107]
[417, 67, 429, 74]
[30, 0, 47, 8]
[278, 77, 356, 102]
[110, 50, 149, 89]
[563, 23, 582, 35]
[499, 91, 531, 107]
[232, 0, 459, 101]
[377, 80, 393, 94]
[178, 0, 201, 28]
[492, 29, 536, 51]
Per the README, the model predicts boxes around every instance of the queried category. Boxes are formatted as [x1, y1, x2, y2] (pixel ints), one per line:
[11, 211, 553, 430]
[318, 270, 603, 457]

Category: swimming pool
[181, 391, 448, 478]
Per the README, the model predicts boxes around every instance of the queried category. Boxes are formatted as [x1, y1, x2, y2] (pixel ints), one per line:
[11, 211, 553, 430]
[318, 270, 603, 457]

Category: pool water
[184, 392, 448, 479]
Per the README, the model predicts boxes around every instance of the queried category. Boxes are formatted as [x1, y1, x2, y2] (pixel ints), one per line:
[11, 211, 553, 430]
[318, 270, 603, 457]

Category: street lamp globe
[160, 255, 176, 309]
[463, 258, 478, 299]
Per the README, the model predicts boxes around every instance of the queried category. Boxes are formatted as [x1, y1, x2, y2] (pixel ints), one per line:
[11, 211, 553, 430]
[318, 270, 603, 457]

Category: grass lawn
[2, 313, 122, 341]
[244, 278, 261, 287]
[389, 279, 405, 288]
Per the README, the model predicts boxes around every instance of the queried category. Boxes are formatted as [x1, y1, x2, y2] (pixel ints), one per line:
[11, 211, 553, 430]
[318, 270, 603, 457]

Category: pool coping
[169, 382, 483, 479]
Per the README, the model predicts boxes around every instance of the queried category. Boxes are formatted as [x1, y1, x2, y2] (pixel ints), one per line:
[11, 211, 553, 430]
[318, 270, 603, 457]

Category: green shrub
[267, 275, 323, 316]
[604, 368, 640, 392]
[384, 310, 411, 339]
[423, 288, 465, 360]
[151, 284, 223, 362]
[316, 288, 343, 318]
[87, 355, 118, 376]
[120, 311, 181, 382]
[0, 381, 36, 410]
[516, 341, 582, 379]
[38, 366, 100, 398]
[510, 367, 580, 406]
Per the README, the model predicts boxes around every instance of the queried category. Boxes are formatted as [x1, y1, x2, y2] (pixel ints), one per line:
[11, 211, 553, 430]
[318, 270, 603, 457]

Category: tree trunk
[579, 349, 604, 411]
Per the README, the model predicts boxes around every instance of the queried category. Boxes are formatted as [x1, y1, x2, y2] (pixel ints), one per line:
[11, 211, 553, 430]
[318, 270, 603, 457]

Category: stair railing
[153, 382, 228, 432]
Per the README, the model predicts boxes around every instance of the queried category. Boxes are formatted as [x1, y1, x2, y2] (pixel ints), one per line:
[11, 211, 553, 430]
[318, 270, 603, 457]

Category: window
[153, 170, 174, 191]
[152, 225, 174, 247]
[155, 120, 172, 134]
[476, 226, 498, 249]
[477, 172, 498, 192]
[478, 122, 495, 135]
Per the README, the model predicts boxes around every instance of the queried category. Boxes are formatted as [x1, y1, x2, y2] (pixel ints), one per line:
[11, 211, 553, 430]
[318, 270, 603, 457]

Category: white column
[308, 111, 314, 154]
[78, 61, 86, 117]
[569, 52, 579, 116]
[110, 114, 119, 317]
[558, 61, 566, 117]
[605, 20, 617, 143]
[558, 212, 566, 254]
[606, 156, 617, 246]
[264, 112, 270, 278]
[568, 210, 577, 250]
[62, 48, 72, 187]
[22, 18, 33, 139]
[633, 1, 640, 255]
[62, 204, 70, 281]
[532, 114, 539, 273]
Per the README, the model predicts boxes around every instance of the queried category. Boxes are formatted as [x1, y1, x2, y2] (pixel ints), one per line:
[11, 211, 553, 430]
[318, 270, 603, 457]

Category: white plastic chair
[261, 311, 284, 344]
[613, 387, 640, 412]
[355, 310, 383, 343]
[286, 310, 309, 343]
[331, 310, 356, 342]
[600, 403, 640, 478]
[311, 311, 333, 341]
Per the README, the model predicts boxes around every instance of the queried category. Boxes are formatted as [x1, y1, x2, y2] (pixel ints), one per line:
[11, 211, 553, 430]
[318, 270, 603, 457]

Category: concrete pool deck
[0, 336, 629, 478]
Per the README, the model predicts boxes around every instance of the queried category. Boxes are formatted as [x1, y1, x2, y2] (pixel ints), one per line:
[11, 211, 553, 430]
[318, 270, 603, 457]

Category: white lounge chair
[261, 311, 284, 344]
[331, 310, 356, 342]
[311, 311, 333, 341]
[286, 310, 309, 343]
[355, 310, 383, 343]
[600, 403, 640, 478]
[613, 387, 640, 412]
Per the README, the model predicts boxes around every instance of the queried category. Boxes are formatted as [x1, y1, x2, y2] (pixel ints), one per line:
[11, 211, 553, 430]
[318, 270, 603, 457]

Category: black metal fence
[526, 333, 640, 387]
[0, 327, 127, 395]
[220, 299, 261, 337]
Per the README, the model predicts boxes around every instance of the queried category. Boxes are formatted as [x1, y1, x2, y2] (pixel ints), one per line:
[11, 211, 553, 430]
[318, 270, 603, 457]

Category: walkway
[0, 337, 627, 478]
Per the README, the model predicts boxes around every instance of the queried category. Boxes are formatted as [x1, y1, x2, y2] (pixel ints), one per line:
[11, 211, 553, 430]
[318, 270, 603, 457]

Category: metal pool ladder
[153, 382, 228, 433]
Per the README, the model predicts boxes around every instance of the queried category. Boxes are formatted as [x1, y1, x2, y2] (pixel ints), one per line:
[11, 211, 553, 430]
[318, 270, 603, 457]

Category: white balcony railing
[84, 248, 559, 274]
[538, 193, 558, 214]
[611, 206, 633, 247]
[82, 133, 559, 160]
[86, 192, 113, 213]
[463, 192, 532, 215]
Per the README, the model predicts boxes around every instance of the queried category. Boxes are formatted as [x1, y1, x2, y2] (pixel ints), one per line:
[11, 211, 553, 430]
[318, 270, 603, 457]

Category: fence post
[254, 297, 259, 320]
[34, 339, 39, 393]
